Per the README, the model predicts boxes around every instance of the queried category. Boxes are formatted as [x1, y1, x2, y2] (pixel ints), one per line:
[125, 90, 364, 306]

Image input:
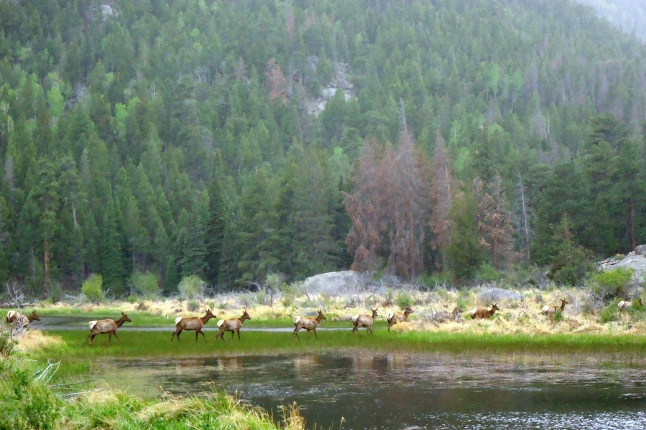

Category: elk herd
[4, 293, 644, 345]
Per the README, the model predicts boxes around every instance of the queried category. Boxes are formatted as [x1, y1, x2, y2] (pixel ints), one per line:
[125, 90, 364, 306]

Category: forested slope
[574, 0, 646, 41]
[1, 0, 645, 296]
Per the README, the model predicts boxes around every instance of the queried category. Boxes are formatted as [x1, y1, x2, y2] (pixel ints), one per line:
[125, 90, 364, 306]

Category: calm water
[96, 352, 646, 429]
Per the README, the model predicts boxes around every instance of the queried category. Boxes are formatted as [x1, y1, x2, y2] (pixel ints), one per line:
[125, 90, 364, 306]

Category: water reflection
[97, 352, 646, 429]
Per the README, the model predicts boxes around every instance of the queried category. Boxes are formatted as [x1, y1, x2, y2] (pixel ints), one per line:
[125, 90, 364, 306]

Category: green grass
[32, 328, 646, 378]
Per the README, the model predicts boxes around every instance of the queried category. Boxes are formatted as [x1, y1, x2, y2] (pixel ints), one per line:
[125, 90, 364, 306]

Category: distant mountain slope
[573, 0, 646, 41]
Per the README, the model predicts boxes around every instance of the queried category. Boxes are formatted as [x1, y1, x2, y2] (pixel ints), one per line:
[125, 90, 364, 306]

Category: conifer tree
[429, 131, 455, 270]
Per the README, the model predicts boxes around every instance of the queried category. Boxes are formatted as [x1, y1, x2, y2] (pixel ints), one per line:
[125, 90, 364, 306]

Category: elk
[215, 309, 251, 341]
[171, 308, 216, 342]
[541, 298, 569, 321]
[618, 298, 643, 311]
[352, 308, 378, 334]
[6, 310, 40, 328]
[293, 309, 326, 340]
[88, 312, 131, 345]
[386, 306, 413, 332]
[470, 303, 500, 320]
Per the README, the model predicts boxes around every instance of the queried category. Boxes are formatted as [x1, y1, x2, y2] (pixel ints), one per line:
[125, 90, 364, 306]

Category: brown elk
[215, 309, 251, 341]
[352, 308, 378, 334]
[618, 298, 643, 311]
[541, 298, 569, 321]
[386, 307, 413, 332]
[6, 310, 40, 328]
[470, 303, 500, 320]
[293, 309, 326, 340]
[88, 312, 131, 345]
[171, 308, 216, 342]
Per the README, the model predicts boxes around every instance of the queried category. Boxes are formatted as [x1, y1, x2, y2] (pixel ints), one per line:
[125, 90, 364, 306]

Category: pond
[95, 351, 646, 429]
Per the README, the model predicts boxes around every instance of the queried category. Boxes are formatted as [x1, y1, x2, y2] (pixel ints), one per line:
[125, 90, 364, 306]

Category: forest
[1, 0, 646, 298]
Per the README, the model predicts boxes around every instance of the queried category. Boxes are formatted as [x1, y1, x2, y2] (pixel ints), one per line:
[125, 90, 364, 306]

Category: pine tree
[205, 175, 226, 287]
[473, 175, 515, 269]
[429, 131, 455, 270]
[445, 188, 483, 281]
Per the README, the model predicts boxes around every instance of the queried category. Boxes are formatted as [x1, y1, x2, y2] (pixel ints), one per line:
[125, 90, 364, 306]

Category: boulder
[303, 271, 365, 295]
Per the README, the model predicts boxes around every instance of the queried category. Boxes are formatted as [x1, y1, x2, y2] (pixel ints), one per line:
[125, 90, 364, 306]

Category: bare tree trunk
[518, 172, 531, 261]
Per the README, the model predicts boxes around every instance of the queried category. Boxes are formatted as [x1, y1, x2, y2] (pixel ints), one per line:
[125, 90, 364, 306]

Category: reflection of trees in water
[217, 356, 243, 371]
[174, 359, 208, 376]
[352, 356, 375, 371]
[386, 353, 413, 371]
[293, 355, 320, 379]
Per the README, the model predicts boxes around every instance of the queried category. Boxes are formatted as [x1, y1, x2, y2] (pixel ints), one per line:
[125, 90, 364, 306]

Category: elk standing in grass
[618, 298, 643, 311]
[293, 309, 326, 340]
[386, 307, 413, 332]
[352, 308, 378, 334]
[541, 298, 569, 322]
[88, 312, 131, 345]
[470, 303, 500, 320]
[171, 308, 216, 342]
[215, 309, 251, 341]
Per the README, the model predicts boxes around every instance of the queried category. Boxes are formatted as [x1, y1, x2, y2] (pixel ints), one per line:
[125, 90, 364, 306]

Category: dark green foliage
[1, 0, 646, 294]
[547, 215, 595, 286]
[446, 189, 483, 281]
[590, 267, 635, 300]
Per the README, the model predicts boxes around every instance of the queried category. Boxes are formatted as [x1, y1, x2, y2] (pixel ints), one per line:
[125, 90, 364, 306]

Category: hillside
[574, 0, 646, 41]
[1, 0, 645, 297]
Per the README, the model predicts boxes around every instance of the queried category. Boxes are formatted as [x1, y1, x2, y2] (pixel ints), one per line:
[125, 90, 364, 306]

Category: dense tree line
[1, 0, 646, 296]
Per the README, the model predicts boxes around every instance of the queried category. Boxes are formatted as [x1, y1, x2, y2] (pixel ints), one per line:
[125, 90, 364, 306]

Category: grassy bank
[0, 352, 305, 430]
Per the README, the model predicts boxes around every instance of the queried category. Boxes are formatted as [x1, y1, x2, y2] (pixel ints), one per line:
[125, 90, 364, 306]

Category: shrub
[590, 268, 635, 300]
[477, 263, 501, 282]
[0, 326, 17, 358]
[177, 275, 206, 300]
[128, 272, 160, 298]
[81, 274, 104, 303]
[599, 298, 620, 323]
[187, 300, 200, 312]
[396, 291, 413, 308]
[553, 308, 565, 322]
[0, 359, 61, 430]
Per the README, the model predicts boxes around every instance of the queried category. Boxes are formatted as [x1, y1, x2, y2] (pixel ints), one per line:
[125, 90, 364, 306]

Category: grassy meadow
[5, 283, 646, 430]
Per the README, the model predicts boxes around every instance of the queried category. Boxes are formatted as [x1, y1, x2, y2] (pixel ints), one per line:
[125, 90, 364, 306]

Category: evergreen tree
[205, 175, 226, 287]
[445, 188, 483, 281]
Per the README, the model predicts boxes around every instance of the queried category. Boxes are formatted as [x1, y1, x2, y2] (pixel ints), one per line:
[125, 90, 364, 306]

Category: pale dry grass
[13, 329, 63, 352]
[25, 285, 646, 336]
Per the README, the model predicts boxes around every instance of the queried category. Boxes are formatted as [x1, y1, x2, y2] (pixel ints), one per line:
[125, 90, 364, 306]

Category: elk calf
[386, 307, 413, 332]
[294, 309, 326, 340]
[88, 312, 131, 345]
[470, 303, 499, 320]
[215, 309, 251, 341]
[541, 298, 569, 322]
[171, 309, 216, 342]
[352, 308, 378, 334]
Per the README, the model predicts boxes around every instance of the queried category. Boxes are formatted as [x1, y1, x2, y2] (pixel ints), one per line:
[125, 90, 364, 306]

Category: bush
[396, 291, 413, 308]
[128, 272, 160, 298]
[599, 298, 621, 323]
[0, 359, 61, 430]
[0, 326, 17, 358]
[477, 263, 501, 282]
[81, 274, 104, 303]
[590, 268, 635, 300]
[177, 275, 206, 300]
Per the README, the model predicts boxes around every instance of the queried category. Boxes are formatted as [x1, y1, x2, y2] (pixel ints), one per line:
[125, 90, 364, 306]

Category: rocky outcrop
[597, 246, 646, 282]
